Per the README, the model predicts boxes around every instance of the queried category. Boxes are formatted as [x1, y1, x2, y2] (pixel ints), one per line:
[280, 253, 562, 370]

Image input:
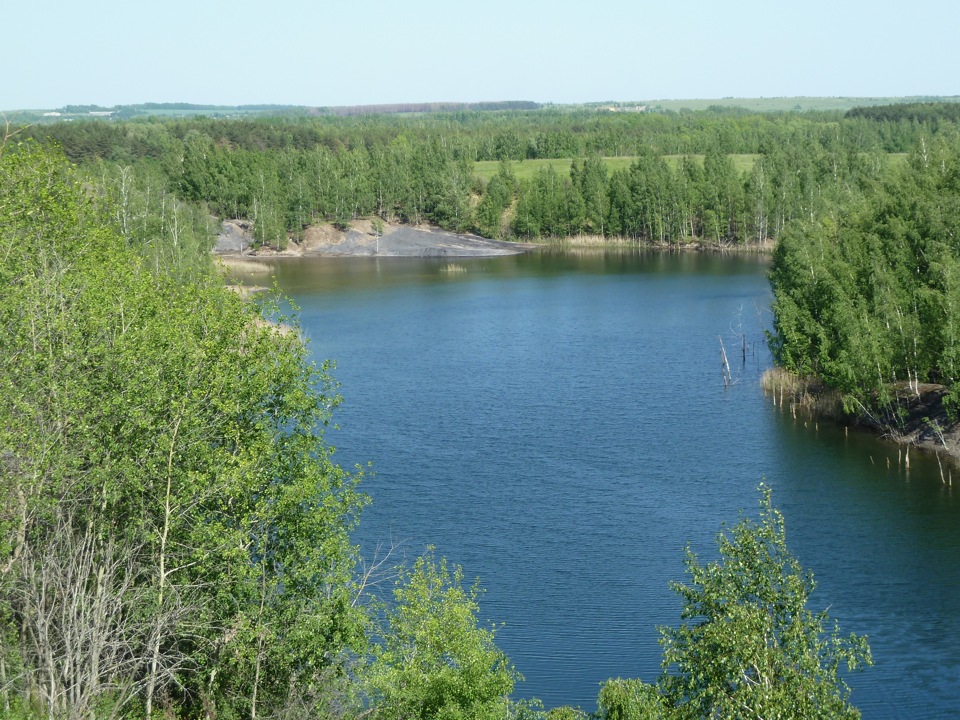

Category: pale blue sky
[6, 0, 958, 109]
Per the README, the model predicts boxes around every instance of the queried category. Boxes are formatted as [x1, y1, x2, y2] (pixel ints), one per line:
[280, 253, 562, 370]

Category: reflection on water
[248, 249, 960, 719]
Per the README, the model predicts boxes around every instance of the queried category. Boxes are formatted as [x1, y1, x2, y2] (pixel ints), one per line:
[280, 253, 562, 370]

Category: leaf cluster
[595, 487, 871, 720]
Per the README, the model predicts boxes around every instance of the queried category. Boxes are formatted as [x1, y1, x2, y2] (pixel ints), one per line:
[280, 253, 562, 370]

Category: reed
[760, 367, 846, 420]
[216, 256, 274, 274]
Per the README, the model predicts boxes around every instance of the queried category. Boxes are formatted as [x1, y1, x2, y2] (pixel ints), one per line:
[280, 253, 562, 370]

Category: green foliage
[512, 165, 584, 239]
[366, 550, 519, 720]
[544, 706, 591, 720]
[0, 143, 367, 719]
[571, 155, 609, 236]
[769, 131, 960, 417]
[846, 101, 960, 124]
[95, 161, 217, 280]
[593, 488, 870, 720]
[659, 486, 871, 720]
[473, 160, 517, 238]
[596, 679, 663, 720]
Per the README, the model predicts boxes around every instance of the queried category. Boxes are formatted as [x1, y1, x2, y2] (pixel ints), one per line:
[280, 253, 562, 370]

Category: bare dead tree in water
[719, 335, 734, 387]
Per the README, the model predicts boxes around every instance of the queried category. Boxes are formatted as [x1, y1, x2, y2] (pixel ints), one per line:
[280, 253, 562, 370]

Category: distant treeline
[13, 102, 960, 250]
[48, 101, 539, 120]
[58, 102, 301, 114]
[313, 100, 541, 115]
[28, 103, 959, 164]
[846, 101, 960, 124]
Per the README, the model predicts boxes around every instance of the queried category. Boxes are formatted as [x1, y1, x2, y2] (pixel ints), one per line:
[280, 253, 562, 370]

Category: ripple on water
[275, 253, 960, 719]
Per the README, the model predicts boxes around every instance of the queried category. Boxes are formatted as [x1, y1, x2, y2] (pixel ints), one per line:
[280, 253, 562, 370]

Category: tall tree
[571, 155, 609, 236]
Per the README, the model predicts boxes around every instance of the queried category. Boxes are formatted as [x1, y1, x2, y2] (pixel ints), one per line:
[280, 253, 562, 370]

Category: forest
[3, 100, 958, 718]
[8, 104, 941, 249]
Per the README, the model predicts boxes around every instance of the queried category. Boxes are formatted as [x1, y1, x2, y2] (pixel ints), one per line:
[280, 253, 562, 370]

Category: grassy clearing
[475, 158, 577, 181]
[475, 155, 760, 182]
[476, 153, 906, 182]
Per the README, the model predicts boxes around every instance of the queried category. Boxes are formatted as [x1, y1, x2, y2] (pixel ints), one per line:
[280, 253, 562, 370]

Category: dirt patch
[301, 223, 346, 250]
[217, 218, 533, 258]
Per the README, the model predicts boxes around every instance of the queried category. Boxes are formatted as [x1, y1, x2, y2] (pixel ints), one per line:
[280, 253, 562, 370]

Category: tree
[571, 155, 609, 236]
[596, 678, 661, 720]
[365, 550, 519, 720]
[0, 143, 368, 720]
[596, 486, 871, 720]
[474, 160, 517, 239]
[702, 148, 743, 244]
[372, 217, 385, 254]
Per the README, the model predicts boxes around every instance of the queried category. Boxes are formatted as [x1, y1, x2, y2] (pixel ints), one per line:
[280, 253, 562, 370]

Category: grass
[475, 155, 761, 182]
[475, 153, 907, 182]
[439, 263, 467, 274]
[216, 256, 275, 274]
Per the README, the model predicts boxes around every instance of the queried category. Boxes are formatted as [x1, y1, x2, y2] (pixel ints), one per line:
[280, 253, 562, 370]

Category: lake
[248, 249, 960, 718]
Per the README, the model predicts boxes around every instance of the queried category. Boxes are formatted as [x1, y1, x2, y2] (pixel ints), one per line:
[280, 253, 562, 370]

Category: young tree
[365, 550, 519, 720]
[597, 487, 871, 720]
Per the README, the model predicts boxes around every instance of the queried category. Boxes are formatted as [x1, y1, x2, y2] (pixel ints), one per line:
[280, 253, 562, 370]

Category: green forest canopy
[10, 101, 959, 421]
[10, 101, 946, 249]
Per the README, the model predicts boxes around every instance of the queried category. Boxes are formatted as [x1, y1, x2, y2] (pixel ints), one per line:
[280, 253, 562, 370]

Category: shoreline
[533, 235, 775, 253]
[214, 218, 774, 259]
[761, 367, 960, 468]
[215, 218, 537, 258]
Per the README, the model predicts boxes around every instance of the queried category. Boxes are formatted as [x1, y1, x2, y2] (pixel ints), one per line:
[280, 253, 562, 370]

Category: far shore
[214, 218, 774, 259]
[215, 218, 536, 258]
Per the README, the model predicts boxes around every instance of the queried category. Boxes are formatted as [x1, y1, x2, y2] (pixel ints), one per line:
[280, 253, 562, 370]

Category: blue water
[254, 250, 960, 718]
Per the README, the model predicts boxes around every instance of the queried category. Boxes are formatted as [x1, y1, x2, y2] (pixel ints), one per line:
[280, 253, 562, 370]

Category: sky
[6, 0, 959, 109]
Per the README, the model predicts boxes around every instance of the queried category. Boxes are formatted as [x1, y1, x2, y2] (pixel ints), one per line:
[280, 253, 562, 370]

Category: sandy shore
[214, 218, 535, 258]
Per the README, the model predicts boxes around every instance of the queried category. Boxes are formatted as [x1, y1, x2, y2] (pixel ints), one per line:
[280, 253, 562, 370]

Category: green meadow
[476, 153, 908, 182]
[475, 155, 760, 182]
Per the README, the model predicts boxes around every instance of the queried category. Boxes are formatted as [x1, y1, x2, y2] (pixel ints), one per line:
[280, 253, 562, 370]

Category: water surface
[254, 250, 960, 718]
